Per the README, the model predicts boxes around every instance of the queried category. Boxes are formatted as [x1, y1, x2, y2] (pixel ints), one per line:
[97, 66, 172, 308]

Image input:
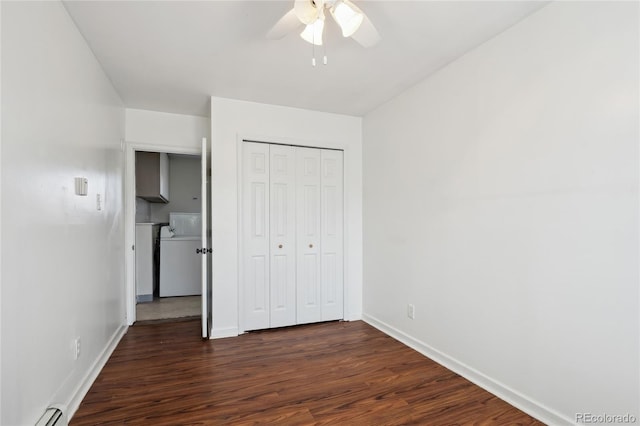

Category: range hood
[136, 151, 169, 204]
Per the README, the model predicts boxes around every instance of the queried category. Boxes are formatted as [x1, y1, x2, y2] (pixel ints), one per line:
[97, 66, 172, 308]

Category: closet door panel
[296, 147, 322, 324]
[242, 142, 270, 331]
[321, 150, 344, 321]
[269, 145, 296, 328]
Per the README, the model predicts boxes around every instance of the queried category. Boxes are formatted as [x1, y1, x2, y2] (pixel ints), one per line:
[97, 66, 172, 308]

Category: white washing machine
[159, 213, 202, 297]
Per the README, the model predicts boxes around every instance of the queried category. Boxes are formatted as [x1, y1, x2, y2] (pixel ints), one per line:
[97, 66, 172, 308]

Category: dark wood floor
[72, 320, 544, 425]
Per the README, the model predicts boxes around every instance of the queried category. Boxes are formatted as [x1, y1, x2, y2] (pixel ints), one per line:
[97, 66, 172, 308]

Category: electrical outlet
[74, 338, 81, 360]
[96, 193, 102, 211]
[407, 304, 415, 320]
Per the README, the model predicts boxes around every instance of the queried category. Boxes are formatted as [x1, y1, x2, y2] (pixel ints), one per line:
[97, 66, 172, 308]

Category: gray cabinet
[136, 151, 169, 203]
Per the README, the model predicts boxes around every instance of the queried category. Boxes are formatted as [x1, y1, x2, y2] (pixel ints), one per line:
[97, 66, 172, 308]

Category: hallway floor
[136, 296, 200, 322]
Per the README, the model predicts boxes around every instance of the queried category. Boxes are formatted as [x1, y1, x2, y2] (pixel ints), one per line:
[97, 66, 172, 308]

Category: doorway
[124, 140, 211, 336]
[134, 152, 202, 322]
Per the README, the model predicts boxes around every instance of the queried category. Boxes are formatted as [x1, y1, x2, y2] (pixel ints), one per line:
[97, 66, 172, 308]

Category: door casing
[124, 142, 201, 326]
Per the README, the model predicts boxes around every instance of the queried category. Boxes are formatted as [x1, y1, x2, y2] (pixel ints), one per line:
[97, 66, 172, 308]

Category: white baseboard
[362, 314, 573, 426]
[66, 324, 128, 421]
[211, 326, 239, 339]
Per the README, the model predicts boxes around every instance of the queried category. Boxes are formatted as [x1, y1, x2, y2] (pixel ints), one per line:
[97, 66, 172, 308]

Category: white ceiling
[63, 1, 548, 118]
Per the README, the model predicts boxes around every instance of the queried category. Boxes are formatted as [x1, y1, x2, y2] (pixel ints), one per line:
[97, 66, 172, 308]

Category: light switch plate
[74, 177, 88, 196]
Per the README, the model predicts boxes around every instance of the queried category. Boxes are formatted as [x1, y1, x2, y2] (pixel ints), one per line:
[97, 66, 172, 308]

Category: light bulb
[331, 0, 364, 37]
[300, 18, 324, 46]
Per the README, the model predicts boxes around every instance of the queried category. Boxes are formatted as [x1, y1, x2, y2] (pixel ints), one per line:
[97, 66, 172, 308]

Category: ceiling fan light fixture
[300, 17, 325, 45]
[294, 0, 320, 25]
[330, 0, 364, 37]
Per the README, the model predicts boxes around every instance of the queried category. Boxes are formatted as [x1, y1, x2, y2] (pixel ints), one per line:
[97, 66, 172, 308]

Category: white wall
[211, 97, 362, 338]
[363, 2, 638, 424]
[135, 197, 151, 222]
[1, 2, 126, 425]
[149, 155, 201, 223]
[126, 108, 210, 150]
[0, 2, 4, 422]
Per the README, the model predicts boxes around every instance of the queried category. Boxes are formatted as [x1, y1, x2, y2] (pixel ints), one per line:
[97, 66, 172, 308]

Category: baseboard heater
[35, 407, 68, 426]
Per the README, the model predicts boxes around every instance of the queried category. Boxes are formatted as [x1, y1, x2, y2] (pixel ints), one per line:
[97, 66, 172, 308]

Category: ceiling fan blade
[350, 14, 381, 48]
[267, 9, 303, 40]
[294, 0, 319, 25]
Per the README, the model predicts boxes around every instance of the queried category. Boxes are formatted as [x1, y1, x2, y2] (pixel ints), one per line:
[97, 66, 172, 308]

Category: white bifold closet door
[242, 142, 271, 331]
[319, 149, 344, 322]
[296, 147, 322, 324]
[242, 142, 343, 331]
[269, 144, 297, 328]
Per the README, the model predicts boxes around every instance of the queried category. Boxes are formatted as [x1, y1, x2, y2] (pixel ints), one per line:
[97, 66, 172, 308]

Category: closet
[242, 141, 344, 331]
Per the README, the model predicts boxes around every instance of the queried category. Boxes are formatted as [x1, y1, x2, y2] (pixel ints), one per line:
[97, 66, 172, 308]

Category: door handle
[278, 244, 283, 249]
[309, 244, 313, 248]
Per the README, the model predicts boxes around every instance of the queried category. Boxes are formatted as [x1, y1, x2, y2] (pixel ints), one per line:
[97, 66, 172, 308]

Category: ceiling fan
[267, 0, 381, 48]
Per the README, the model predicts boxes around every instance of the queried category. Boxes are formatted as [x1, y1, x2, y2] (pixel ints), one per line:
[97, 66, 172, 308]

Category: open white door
[201, 137, 211, 338]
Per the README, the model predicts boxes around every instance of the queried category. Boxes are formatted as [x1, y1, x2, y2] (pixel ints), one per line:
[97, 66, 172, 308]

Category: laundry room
[134, 151, 202, 321]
